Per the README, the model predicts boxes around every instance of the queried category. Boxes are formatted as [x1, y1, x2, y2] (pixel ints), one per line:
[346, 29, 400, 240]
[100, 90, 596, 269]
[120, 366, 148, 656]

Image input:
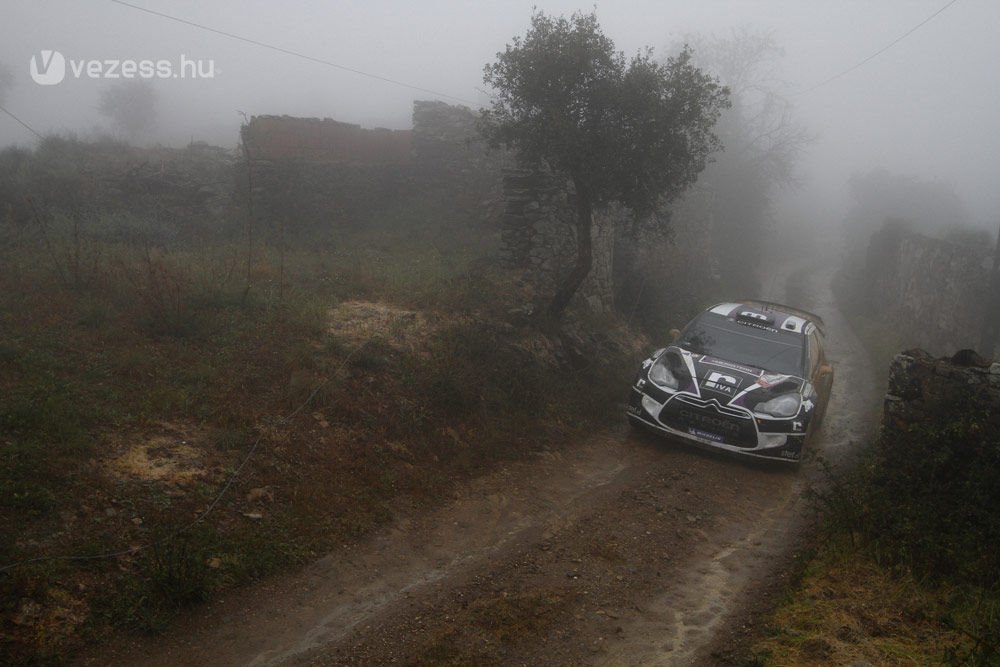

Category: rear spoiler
[735, 299, 826, 333]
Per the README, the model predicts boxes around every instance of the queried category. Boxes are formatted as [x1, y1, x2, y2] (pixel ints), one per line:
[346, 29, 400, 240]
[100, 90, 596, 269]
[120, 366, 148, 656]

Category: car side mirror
[669, 328, 681, 342]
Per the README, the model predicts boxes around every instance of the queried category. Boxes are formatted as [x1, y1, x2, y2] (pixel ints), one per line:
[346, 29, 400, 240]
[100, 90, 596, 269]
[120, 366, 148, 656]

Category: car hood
[667, 347, 805, 409]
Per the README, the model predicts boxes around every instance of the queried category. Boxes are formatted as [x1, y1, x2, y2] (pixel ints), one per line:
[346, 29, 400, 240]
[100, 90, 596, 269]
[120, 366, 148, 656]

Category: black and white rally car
[627, 301, 833, 463]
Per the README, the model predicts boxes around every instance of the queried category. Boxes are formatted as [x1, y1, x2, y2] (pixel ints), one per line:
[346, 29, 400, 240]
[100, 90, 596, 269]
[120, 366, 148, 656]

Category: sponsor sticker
[701, 356, 761, 377]
[700, 370, 742, 396]
[688, 427, 724, 443]
[739, 310, 771, 322]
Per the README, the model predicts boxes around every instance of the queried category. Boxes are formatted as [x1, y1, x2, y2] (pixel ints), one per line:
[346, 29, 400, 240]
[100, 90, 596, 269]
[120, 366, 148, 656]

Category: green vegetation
[480, 10, 729, 316]
[0, 136, 643, 663]
[748, 401, 1000, 665]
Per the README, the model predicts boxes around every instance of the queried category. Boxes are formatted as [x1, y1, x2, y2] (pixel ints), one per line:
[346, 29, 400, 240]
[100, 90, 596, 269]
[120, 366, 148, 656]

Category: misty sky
[2, 0, 998, 230]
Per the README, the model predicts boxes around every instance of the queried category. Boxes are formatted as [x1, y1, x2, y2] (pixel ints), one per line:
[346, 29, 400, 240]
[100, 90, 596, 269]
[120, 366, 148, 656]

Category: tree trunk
[547, 183, 593, 318]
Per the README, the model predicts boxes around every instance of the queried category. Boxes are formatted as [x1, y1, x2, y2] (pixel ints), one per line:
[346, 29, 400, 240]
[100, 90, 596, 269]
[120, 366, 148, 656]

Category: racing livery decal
[628, 301, 833, 464]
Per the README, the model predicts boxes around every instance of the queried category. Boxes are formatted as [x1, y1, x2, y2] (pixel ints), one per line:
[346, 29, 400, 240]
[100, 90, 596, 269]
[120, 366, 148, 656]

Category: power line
[796, 0, 961, 95]
[0, 103, 44, 139]
[108, 0, 475, 105]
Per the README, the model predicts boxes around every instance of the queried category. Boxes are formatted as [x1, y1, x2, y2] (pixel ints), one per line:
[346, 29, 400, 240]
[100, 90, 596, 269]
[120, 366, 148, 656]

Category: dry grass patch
[105, 422, 217, 485]
[751, 550, 971, 665]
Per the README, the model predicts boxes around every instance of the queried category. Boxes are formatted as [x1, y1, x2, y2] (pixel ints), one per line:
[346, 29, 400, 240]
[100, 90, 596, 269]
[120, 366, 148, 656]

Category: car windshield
[677, 313, 805, 376]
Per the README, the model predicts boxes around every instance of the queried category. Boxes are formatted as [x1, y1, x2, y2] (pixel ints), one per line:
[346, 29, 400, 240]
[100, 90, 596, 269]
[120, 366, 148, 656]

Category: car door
[807, 329, 834, 423]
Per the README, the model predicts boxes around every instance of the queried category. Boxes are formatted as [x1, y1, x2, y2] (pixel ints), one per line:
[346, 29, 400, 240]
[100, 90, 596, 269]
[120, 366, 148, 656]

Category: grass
[743, 394, 1000, 665]
[749, 546, 982, 666]
[0, 152, 643, 664]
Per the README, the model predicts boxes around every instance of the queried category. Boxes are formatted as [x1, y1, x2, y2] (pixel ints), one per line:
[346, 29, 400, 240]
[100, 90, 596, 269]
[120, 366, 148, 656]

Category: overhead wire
[795, 0, 961, 95]
[0, 103, 43, 139]
[108, 0, 476, 105]
[1, 0, 968, 139]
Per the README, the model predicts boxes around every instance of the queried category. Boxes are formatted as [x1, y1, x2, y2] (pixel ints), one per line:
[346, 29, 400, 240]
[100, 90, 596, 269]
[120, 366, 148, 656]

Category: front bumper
[627, 387, 806, 463]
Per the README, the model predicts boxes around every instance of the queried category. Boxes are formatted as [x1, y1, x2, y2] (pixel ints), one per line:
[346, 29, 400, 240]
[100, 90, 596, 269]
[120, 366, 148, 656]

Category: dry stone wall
[241, 102, 504, 238]
[864, 227, 992, 356]
[242, 101, 619, 313]
[245, 115, 412, 164]
[497, 166, 618, 313]
[411, 101, 506, 180]
[241, 101, 721, 317]
[884, 348, 1000, 434]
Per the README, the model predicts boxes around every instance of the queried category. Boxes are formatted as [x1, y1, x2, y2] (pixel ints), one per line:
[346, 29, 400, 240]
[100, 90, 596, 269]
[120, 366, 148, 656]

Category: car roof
[706, 301, 825, 336]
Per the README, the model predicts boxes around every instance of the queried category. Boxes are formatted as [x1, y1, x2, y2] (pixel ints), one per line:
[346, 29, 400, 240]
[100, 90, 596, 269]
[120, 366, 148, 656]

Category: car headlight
[754, 392, 802, 418]
[648, 358, 680, 390]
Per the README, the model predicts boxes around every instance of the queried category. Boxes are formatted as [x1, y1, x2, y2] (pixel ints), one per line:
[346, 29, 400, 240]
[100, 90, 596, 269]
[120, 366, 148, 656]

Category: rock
[887, 353, 924, 400]
[246, 487, 274, 504]
[951, 348, 990, 367]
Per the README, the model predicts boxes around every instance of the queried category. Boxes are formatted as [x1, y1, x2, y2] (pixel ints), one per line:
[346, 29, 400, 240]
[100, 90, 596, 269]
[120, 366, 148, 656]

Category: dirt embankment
[90, 258, 881, 666]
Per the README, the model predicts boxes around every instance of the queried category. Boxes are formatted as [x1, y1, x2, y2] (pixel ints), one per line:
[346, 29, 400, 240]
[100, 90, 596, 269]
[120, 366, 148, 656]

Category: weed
[98, 527, 220, 633]
[143, 529, 216, 607]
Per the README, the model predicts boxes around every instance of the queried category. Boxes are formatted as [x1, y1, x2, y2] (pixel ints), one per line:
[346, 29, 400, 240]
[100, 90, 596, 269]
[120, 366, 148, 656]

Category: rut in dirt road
[98, 259, 881, 667]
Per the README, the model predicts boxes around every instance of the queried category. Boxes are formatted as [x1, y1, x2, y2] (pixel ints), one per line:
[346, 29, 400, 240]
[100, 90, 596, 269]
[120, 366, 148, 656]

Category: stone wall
[241, 101, 619, 313]
[884, 348, 1000, 434]
[245, 115, 412, 164]
[241, 102, 504, 238]
[864, 227, 992, 356]
[241, 102, 722, 318]
[497, 166, 618, 313]
[0, 138, 235, 241]
[411, 101, 506, 178]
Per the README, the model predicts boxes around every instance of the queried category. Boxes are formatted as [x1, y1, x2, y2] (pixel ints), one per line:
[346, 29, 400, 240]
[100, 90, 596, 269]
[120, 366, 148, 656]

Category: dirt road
[100, 262, 882, 666]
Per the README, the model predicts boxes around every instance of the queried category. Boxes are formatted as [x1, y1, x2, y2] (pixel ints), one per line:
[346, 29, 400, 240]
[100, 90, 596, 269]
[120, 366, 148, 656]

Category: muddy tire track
[93, 257, 881, 666]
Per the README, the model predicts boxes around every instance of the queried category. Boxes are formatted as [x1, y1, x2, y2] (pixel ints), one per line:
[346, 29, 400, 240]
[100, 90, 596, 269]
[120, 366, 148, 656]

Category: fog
[2, 0, 998, 233]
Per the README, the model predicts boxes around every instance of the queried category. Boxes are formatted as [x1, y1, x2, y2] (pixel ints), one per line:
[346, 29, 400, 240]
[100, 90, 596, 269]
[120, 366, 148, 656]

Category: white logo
[29, 51, 216, 86]
[30, 50, 66, 85]
[703, 371, 741, 395]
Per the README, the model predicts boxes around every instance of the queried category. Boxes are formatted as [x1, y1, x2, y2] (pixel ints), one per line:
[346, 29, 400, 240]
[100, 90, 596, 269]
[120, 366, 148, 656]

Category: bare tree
[681, 28, 814, 293]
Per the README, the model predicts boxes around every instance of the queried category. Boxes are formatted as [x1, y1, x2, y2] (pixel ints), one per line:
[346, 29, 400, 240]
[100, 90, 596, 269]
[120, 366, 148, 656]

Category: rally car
[627, 301, 833, 463]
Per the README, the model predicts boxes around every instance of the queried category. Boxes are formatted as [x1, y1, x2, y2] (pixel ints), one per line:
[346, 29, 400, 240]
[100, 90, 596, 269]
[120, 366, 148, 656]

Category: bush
[866, 403, 1000, 588]
[810, 400, 1000, 664]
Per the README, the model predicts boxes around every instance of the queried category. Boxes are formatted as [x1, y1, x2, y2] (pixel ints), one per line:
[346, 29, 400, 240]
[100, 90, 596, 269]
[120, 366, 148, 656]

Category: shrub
[810, 400, 1000, 664]
[866, 403, 1000, 588]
